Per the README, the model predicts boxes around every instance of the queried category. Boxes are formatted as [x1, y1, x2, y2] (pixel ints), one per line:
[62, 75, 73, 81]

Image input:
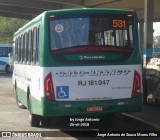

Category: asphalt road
[0, 72, 159, 140]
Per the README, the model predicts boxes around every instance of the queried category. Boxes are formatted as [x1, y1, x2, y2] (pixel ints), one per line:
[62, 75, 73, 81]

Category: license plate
[87, 105, 103, 112]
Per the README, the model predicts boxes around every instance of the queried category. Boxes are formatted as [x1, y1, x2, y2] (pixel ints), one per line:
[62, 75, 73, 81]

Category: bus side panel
[13, 64, 44, 115]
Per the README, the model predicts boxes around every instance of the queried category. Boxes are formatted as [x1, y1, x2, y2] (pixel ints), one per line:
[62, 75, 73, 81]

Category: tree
[0, 16, 28, 43]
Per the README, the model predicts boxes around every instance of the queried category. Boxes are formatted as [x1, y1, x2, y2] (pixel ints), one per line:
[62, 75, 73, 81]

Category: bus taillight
[49, 15, 56, 19]
[132, 70, 141, 98]
[127, 14, 133, 17]
[44, 73, 55, 101]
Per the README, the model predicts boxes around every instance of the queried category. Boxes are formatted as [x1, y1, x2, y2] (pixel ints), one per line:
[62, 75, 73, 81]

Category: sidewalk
[122, 104, 160, 130]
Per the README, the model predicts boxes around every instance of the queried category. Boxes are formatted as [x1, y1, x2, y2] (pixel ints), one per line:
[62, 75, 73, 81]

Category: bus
[0, 44, 12, 73]
[12, 8, 142, 127]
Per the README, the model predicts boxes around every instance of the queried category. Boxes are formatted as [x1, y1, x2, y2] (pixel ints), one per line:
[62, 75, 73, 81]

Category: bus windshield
[0, 47, 9, 57]
[50, 14, 134, 50]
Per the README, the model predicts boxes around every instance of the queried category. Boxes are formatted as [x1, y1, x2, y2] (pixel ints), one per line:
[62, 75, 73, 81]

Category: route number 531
[112, 19, 127, 28]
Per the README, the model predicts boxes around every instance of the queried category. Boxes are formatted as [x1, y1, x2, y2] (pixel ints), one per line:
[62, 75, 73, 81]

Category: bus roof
[47, 8, 135, 14]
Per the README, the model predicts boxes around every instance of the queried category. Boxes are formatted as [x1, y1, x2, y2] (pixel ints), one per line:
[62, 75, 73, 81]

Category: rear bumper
[31, 94, 142, 117]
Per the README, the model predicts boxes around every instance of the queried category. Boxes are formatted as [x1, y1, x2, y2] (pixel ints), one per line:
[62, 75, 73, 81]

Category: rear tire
[5, 64, 11, 73]
[28, 95, 41, 127]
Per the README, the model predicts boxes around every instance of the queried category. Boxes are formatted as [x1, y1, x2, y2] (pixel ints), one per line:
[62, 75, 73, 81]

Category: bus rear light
[44, 72, 55, 101]
[127, 14, 133, 17]
[132, 70, 141, 98]
[49, 15, 56, 19]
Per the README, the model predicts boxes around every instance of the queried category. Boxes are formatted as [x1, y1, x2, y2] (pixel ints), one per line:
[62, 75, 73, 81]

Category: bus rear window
[50, 13, 134, 50]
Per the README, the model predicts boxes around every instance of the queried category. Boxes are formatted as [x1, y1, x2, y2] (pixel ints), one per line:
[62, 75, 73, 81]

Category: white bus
[0, 44, 12, 73]
[13, 9, 142, 127]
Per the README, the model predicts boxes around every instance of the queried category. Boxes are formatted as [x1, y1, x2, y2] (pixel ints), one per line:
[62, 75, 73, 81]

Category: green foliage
[0, 16, 28, 44]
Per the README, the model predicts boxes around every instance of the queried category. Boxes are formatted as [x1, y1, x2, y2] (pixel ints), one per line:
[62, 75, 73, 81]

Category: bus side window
[31, 28, 35, 65]
[18, 36, 21, 63]
[33, 27, 37, 65]
[32, 26, 40, 66]
[23, 34, 26, 64]
[17, 41, 18, 62]
[28, 30, 33, 65]
[15, 39, 18, 62]
[24, 32, 28, 64]
[21, 34, 24, 64]
[36, 26, 40, 65]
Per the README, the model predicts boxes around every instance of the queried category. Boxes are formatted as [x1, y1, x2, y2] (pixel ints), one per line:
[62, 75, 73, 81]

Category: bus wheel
[5, 64, 11, 73]
[28, 95, 41, 127]
[15, 88, 26, 109]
